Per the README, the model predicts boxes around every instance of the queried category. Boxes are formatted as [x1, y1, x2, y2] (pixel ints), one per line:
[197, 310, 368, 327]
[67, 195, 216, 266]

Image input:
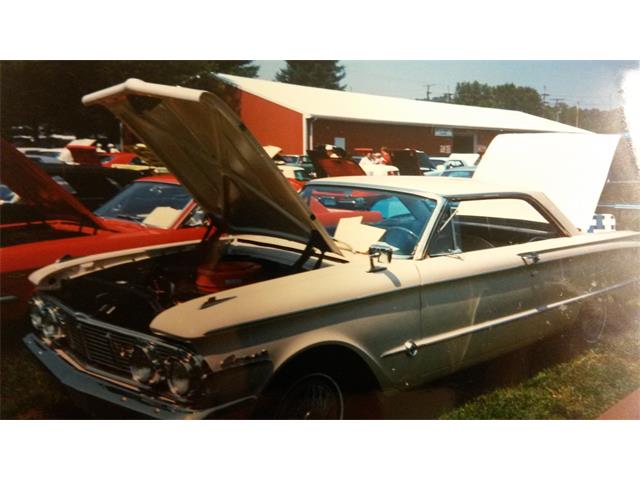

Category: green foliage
[433, 80, 625, 132]
[544, 103, 627, 133]
[448, 81, 544, 116]
[275, 61, 346, 90]
[0, 60, 259, 139]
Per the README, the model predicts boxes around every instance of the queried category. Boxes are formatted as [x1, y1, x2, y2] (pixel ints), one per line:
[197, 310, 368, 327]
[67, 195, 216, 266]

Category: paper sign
[142, 206, 182, 229]
[334, 216, 385, 253]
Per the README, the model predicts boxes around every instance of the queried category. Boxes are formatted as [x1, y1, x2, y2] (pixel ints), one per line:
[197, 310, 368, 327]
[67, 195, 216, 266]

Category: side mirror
[368, 242, 393, 272]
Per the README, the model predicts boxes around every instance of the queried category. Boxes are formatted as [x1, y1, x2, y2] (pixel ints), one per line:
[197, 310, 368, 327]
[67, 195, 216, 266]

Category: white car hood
[83, 79, 340, 254]
[474, 133, 621, 232]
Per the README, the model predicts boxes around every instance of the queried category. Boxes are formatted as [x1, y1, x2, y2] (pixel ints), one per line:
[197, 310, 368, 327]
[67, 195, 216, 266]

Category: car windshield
[301, 185, 437, 256]
[27, 155, 64, 165]
[0, 184, 18, 203]
[95, 181, 192, 225]
[444, 169, 474, 178]
[293, 170, 311, 182]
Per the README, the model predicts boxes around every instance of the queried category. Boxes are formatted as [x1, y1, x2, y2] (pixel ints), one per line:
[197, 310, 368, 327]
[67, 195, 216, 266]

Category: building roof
[217, 74, 589, 134]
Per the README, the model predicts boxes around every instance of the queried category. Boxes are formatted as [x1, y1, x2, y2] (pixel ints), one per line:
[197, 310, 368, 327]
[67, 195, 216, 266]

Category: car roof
[308, 175, 537, 199]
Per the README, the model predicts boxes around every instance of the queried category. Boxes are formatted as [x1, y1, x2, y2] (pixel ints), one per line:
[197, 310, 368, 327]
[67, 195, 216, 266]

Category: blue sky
[255, 61, 639, 110]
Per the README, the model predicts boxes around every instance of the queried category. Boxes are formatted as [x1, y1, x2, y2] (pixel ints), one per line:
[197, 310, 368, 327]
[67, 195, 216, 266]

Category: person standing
[380, 146, 392, 165]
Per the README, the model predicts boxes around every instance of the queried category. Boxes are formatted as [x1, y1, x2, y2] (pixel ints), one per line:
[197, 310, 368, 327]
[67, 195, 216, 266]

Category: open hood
[390, 149, 422, 175]
[0, 139, 106, 229]
[474, 133, 621, 232]
[83, 79, 340, 254]
[312, 157, 366, 178]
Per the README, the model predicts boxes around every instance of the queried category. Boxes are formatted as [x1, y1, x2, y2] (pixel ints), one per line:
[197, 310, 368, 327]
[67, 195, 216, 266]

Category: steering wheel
[381, 226, 420, 254]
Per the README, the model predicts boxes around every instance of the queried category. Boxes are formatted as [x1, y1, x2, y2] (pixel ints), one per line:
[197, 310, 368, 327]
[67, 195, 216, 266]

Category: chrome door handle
[520, 252, 540, 265]
[404, 340, 418, 357]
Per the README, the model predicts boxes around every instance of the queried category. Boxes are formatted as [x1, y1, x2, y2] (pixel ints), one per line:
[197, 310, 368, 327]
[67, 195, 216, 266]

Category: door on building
[452, 134, 475, 153]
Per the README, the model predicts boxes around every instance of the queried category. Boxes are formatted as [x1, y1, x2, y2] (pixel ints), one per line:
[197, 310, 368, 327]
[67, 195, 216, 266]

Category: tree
[448, 81, 544, 116]
[449, 81, 494, 107]
[1, 61, 259, 140]
[275, 61, 346, 90]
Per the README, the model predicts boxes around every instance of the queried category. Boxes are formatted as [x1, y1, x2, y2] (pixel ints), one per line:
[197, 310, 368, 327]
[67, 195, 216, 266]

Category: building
[215, 73, 588, 156]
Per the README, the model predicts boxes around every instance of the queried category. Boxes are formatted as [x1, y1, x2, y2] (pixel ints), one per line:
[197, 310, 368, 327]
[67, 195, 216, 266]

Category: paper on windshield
[334, 216, 385, 253]
[143, 206, 182, 229]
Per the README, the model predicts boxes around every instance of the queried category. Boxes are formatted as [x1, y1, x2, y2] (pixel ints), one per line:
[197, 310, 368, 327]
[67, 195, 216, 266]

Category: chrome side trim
[380, 276, 640, 359]
[0, 295, 18, 303]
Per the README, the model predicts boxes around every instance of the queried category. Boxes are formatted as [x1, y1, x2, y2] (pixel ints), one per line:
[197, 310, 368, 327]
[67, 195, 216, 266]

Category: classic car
[0, 140, 207, 324]
[389, 149, 423, 175]
[277, 164, 311, 192]
[0, 161, 145, 210]
[23, 79, 640, 420]
[311, 145, 400, 178]
[44, 162, 146, 210]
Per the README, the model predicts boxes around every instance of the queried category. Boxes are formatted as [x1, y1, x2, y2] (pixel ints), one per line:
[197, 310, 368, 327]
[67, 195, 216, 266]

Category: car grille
[62, 317, 175, 378]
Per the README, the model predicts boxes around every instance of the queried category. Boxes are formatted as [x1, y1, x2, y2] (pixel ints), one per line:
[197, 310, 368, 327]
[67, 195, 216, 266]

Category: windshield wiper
[331, 237, 355, 253]
[116, 213, 142, 223]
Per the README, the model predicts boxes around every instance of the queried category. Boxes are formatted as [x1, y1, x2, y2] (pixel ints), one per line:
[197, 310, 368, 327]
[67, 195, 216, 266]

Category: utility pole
[576, 101, 580, 127]
[550, 97, 564, 121]
[541, 85, 550, 106]
[423, 83, 436, 101]
[444, 85, 453, 103]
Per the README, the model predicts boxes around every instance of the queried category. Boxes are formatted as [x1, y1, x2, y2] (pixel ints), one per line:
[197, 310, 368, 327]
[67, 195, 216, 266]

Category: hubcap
[276, 373, 344, 420]
[580, 302, 607, 344]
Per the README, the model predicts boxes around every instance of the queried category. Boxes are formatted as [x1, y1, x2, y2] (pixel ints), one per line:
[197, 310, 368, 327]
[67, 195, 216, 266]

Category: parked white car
[23, 80, 640, 420]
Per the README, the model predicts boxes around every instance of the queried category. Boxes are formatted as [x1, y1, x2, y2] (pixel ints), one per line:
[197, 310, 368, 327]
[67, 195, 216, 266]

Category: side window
[429, 198, 563, 256]
[180, 204, 208, 228]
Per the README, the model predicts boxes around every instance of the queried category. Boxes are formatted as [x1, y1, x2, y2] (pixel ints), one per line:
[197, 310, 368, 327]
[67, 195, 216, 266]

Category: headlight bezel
[29, 296, 66, 343]
[165, 354, 203, 400]
[129, 345, 163, 386]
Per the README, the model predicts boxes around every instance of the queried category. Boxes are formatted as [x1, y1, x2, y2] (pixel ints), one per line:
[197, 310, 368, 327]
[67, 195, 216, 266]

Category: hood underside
[82, 79, 339, 254]
[0, 139, 106, 229]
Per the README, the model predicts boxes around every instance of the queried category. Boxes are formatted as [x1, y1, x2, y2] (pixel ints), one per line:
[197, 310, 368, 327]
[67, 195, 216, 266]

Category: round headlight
[29, 299, 46, 331]
[30, 298, 64, 341]
[166, 356, 201, 398]
[130, 346, 161, 385]
[41, 308, 62, 340]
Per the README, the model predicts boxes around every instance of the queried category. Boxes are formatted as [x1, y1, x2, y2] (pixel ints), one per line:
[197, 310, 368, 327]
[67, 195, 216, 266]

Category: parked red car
[100, 152, 137, 167]
[0, 140, 208, 323]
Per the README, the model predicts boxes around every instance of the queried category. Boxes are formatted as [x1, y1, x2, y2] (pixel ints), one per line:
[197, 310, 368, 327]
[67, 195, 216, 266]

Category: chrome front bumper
[23, 334, 256, 419]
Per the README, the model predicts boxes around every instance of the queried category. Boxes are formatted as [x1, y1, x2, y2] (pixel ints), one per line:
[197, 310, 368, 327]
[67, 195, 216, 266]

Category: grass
[440, 329, 640, 420]
[1, 323, 83, 419]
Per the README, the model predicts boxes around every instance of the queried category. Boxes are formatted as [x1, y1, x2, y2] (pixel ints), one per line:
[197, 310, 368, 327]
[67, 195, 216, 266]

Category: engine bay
[51, 242, 309, 333]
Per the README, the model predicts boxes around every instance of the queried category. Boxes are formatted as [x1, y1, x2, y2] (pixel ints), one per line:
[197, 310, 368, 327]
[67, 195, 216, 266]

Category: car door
[410, 196, 569, 383]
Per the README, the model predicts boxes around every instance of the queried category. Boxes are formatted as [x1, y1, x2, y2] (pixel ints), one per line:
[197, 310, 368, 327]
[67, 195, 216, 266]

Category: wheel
[274, 373, 344, 420]
[579, 301, 608, 344]
[255, 362, 382, 420]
